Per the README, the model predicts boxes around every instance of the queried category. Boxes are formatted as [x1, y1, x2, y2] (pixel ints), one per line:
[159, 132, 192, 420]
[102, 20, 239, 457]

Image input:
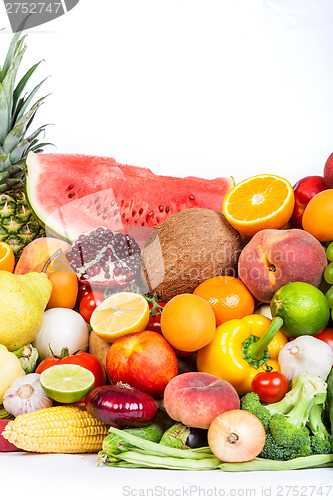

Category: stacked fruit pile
[1, 30, 333, 472]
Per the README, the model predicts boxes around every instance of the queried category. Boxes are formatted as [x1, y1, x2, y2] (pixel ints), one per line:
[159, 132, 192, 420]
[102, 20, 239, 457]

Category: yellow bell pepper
[196, 314, 288, 395]
[0, 344, 25, 404]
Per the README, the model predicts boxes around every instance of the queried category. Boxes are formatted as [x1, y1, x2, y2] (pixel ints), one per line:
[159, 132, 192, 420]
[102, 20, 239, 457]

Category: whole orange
[193, 276, 255, 326]
[302, 189, 333, 242]
[160, 294, 216, 352]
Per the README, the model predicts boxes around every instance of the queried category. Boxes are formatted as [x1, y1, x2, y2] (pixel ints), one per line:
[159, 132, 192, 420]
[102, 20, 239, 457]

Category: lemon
[40, 364, 95, 403]
[90, 292, 149, 342]
[270, 282, 330, 338]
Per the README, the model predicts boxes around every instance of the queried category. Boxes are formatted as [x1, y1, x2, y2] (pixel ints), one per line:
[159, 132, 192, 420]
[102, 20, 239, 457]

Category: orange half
[0, 242, 15, 272]
[222, 174, 295, 236]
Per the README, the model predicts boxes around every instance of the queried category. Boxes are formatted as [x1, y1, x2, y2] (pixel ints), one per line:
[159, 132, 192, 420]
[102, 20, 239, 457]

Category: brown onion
[207, 409, 265, 462]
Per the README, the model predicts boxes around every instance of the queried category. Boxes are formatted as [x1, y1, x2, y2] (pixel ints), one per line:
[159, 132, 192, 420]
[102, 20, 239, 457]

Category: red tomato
[36, 350, 106, 400]
[147, 300, 166, 334]
[251, 371, 289, 404]
[79, 291, 105, 323]
[315, 328, 333, 350]
[76, 284, 93, 306]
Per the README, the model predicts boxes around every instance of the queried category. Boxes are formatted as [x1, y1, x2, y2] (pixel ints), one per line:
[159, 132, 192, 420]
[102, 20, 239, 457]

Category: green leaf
[0, 82, 9, 143]
[2, 45, 27, 128]
[0, 153, 11, 172]
[12, 61, 43, 114]
[29, 142, 54, 151]
[14, 82, 49, 126]
[0, 32, 23, 82]
[3, 102, 40, 153]
[10, 124, 49, 163]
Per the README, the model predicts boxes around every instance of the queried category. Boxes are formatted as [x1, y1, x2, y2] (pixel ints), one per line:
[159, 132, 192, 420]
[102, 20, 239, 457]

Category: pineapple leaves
[0, 82, 9, 144]
[0, 31, 24, 83]
[3, 101, 42, 153]
[0, 153, 11, 173]
[2, 45, 27, 115]
[12, 60, 44, 115]
[13, 77, 49, 127]
[10, 124, 50, 164]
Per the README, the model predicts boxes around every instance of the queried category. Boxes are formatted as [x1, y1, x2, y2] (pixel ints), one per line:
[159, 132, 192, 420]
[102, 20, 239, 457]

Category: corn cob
[1, 405, 109, 453]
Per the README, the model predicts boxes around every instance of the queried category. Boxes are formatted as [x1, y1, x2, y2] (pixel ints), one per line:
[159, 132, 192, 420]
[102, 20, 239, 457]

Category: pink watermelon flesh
[26, 153, 233, 242]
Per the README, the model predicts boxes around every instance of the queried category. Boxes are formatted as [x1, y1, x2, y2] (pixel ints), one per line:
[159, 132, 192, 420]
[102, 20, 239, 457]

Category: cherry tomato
[76, 284, 93, 306]
[251, 371, 289, 404]
[79, 291, 105, 323]
[315, 328, 333, 350]
[147, 299, 166, 334]
[36, 350, 106, 401]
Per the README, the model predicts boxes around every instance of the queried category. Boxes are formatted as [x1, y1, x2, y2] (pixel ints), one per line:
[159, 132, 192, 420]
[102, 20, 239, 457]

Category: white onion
[278, 335, 333, 382]
[32, 308, 89, 360]
[208, 409, 266, 462]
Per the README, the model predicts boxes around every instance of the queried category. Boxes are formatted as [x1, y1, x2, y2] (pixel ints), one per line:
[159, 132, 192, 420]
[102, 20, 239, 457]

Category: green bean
[101, 450, 221, 470]
[219, 454, 333, 472]
[107, 426, 214, 459]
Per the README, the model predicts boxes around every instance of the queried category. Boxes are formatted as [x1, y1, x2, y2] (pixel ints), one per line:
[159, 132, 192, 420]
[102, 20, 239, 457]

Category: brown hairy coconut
[141, 208, 243, 301]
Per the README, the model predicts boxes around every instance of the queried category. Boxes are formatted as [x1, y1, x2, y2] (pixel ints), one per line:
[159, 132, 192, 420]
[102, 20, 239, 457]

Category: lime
[39, 364, 95, 403]
[270, 282, 330, 338]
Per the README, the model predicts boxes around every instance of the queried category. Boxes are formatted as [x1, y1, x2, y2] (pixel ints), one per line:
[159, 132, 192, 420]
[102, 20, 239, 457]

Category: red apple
[324, 152, 333, 188]
[106, 330, 178, 398]
[292, 175, 327, 228]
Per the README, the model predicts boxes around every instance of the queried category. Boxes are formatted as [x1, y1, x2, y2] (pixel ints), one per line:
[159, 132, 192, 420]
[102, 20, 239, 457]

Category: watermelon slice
[25, 152, 234, 242]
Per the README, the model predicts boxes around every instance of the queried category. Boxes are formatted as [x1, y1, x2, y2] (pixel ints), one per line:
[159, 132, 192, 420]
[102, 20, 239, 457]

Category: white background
[1, 0, 333, 185]
[1, 1, 333, 499]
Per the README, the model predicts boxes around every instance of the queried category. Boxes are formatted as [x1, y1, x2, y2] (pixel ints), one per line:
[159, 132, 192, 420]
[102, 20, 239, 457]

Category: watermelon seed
[189, 195, 195, 200]
[159, 206, 164, 212]
[97, 210, 102, 216]
[165, 206, 170, 213]
[68, 192, 75, 199]
[94, 197, 99, 204]
[139, 208, 143, 214]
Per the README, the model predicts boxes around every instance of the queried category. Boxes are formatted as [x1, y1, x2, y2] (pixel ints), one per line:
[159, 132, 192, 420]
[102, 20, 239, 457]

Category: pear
[0, 271, 53, 351]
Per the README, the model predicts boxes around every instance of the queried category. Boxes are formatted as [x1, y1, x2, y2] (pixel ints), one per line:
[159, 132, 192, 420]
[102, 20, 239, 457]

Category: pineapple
[0, 29, 50, 258]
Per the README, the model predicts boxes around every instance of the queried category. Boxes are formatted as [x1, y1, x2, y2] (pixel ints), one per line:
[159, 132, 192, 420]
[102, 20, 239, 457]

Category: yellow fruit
[90, 292, 149, 342]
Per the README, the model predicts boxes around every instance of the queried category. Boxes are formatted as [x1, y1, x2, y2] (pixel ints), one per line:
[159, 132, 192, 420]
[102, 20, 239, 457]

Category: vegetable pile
[2, 29, 333, 474]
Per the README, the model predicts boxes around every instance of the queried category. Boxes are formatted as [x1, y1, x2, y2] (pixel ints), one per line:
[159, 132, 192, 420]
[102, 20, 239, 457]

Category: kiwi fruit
[141, 208, 243, 301]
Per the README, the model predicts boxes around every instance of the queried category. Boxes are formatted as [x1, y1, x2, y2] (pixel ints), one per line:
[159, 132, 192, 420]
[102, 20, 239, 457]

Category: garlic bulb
[3, 373, 53, 416]
[278, 336, 333, 383]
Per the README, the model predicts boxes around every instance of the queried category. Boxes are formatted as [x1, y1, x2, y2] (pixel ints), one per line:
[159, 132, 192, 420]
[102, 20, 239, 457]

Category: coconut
[141, 208, 243, 301]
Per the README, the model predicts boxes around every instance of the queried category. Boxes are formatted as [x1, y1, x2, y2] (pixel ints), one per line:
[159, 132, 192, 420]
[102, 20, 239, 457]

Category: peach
[14, 237, 71, 275]
[163, 372, 240, 429]
[238, 228, 327, 303]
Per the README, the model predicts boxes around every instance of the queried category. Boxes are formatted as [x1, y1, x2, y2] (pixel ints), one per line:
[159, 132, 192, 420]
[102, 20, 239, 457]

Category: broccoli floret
[310, 435, 332, 454]
[269, 414, 311, 449]
[283, 443, 313, 460]
[307, 403, 332, 454]
[242, 372, 331, 461]
[259, 431, 288, 460]
[240, 392, 271, 431]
